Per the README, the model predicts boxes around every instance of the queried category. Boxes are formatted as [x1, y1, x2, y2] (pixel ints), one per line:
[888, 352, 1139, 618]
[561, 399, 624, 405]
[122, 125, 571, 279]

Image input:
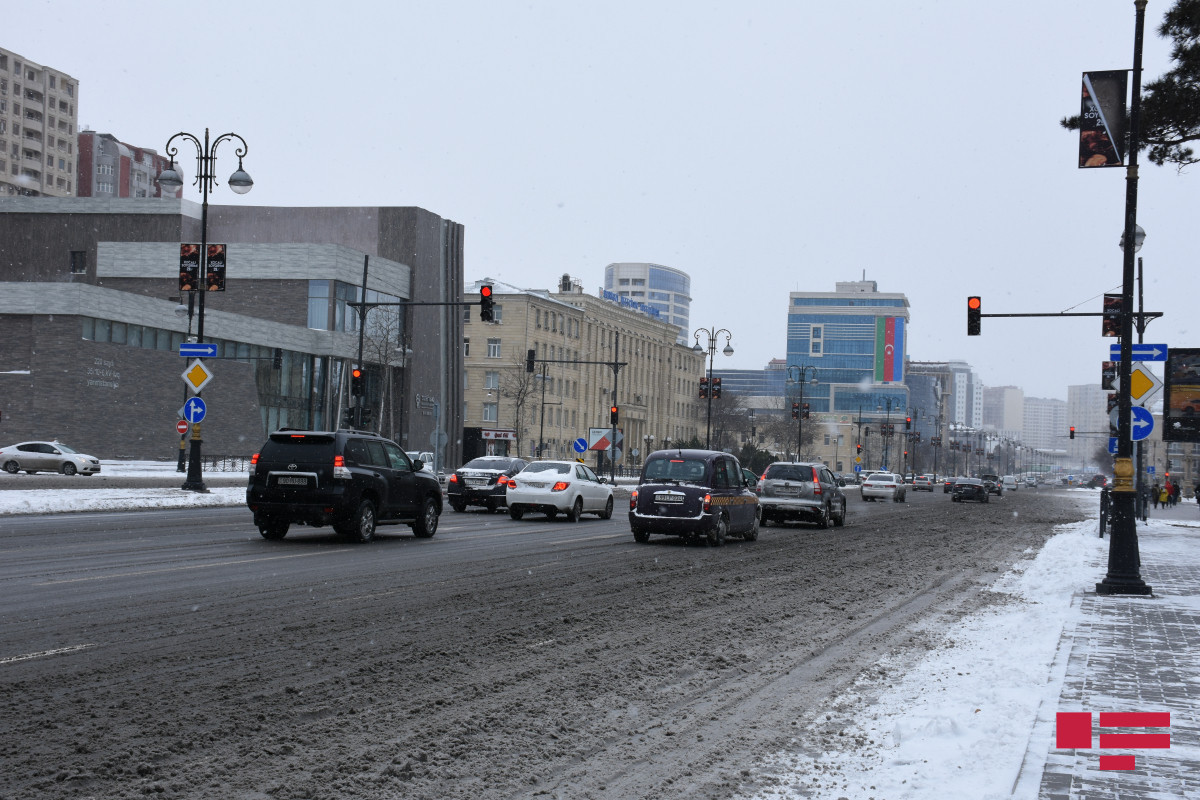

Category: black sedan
[951, 477, 989, 503]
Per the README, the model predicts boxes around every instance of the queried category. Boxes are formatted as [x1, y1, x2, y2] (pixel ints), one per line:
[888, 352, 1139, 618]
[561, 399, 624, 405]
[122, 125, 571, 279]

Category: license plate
[654, 492, 684, 504]
[467, 478, 489, 487]
[277, 476, 309, 486]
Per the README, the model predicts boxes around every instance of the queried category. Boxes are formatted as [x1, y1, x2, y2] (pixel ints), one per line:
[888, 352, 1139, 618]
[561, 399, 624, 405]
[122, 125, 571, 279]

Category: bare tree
[499, 350, 540, 458]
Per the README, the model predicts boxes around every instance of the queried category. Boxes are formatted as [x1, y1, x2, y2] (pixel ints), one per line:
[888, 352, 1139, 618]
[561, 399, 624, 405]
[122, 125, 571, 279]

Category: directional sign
[181, 359, 214, 393]
[179, 342, 218, 358]
[176, 419, 189, 435]
[1110, 343, 1168, 362]
[182, 396, 207, 424]
[1130, 405, 1154, 442]
[573, 437, 588, 453]
[1109, 437, 1119, 454]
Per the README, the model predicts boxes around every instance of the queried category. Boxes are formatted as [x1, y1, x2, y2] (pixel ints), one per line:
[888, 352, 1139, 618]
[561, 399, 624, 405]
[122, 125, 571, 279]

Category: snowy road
[0, 487, 1092, 799]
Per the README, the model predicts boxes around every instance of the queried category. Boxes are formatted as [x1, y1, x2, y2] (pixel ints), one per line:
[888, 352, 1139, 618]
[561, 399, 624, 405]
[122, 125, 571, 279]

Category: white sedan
[506, 461, 615, 521]
[861, 472, 906, 502]
[0, 441, 102, 476]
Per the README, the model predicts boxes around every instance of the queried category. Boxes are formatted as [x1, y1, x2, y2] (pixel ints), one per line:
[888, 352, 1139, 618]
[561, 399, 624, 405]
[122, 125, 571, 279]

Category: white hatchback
[506, 461, 615, 522]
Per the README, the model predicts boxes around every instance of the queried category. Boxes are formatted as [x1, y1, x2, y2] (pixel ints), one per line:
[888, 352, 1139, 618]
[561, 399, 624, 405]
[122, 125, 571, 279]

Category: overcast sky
[14, 0, 1195, 401]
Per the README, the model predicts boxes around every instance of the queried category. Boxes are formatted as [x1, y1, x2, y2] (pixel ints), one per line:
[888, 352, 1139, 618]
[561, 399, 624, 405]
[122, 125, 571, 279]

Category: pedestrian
[1164, 479, 1174, 507]
[1152, 481, 1161, 508]
[1194, 481, 1200, 504]
[1172, 482, 1181, 507]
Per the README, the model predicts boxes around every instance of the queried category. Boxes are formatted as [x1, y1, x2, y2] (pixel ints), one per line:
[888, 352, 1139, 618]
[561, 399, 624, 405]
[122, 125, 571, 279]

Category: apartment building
[76, 130, 180, 199]
[0, 47, 78, 198]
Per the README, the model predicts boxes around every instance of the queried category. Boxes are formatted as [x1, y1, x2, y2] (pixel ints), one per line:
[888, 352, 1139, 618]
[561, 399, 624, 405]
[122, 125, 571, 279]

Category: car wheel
[486, 498, 500, 514]
[707, 514, 728, 547]
[567, 497, 583, 523]
[545, 508, 557, 520]
[349, 499, 377, 543]
[952, 495, 959, 502]
[258, 519, 289, 540]
[816, 502, 831, 529]
[598, 496, 614, 520]
[983, 495, 990, 504]
[450, 501, 466, 513]
[632, 527, 650, 543]
[833, 500, 846, 527]
[900, 492, 907, 503]
[61, 462, 77, 476]
[2, 461, 18, 474]
[743, 511, 759, 541]
[411, 496, 439, 538]
[509, 504, 525, 520]
[761, 515, 772, 527]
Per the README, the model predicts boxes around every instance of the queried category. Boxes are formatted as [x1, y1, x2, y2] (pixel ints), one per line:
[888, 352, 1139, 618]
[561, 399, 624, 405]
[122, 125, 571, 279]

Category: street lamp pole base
[1095, 490, 1152, 596]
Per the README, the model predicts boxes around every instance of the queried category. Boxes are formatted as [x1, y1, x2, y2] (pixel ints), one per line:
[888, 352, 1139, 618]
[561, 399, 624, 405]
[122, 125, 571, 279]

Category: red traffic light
[351, 368, 363, 379]
[480, 285, 493, 299]
[967, 297, 981, 310]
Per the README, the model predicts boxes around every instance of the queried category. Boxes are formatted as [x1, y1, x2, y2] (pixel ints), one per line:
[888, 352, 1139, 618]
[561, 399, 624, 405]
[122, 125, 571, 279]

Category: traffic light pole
[527, 334, 627, 482]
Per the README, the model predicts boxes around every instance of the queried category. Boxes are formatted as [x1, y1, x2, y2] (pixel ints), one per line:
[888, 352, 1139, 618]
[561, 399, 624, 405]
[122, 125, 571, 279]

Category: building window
[484, 371, 499, 389]
[307, 280, 330, 329]
[492, 303, 503, 323]
[462, 306, 471, 324]
[69, 251, 86, 274]
[463, 337, 470, 358]
[487, 338, 501, 358]
[482, 403, 498, 423]
[810, 324, 824, 357]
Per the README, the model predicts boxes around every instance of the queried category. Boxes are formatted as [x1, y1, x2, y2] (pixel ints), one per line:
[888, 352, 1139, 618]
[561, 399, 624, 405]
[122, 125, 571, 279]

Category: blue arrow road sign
[180, 342, 218, 358]
[1109, 437, 1118, 454]
[1131, 405, 1154, 441]
[1110, 343, 1168, 362]
[573, 437, 588, 453]
[183, 396, 207, 424]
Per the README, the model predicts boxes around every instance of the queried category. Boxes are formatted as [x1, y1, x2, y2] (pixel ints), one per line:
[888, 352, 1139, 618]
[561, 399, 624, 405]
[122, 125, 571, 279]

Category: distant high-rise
[76, 130, 179, 199]
[0, 47, 79, 198]
[603, 262, 691, 344]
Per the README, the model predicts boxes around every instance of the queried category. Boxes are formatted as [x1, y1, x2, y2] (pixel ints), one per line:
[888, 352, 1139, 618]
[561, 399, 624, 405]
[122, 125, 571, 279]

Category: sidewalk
[1035, 499, 1200, 800]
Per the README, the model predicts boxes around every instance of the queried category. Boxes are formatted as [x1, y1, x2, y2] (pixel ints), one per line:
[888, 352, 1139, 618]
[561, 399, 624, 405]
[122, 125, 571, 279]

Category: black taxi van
[628, 449, 760, 546]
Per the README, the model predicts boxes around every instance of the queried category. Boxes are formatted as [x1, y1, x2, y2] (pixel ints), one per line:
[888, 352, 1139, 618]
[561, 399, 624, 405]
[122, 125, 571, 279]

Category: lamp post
[158, 128, 253, 493]
[643, 433, 654, 464]
[786, 365, 818, 461]
[878, 396, 896, 471]
[692, 327, 733, 449]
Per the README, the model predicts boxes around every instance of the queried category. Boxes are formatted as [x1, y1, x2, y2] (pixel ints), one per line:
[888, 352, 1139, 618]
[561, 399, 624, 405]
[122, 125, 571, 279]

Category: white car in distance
[861, 471, 907, 503]
[506, 460, 615, 522]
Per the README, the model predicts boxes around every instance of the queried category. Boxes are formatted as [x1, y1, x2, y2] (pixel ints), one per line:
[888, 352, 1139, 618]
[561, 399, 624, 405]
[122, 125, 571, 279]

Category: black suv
[246, 429, 442, 542]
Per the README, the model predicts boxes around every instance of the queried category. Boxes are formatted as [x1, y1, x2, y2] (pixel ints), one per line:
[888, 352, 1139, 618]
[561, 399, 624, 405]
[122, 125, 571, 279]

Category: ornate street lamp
[692, 327, 733, 449]
[159, 128, 253, 492]
[786, 365, 818, 461]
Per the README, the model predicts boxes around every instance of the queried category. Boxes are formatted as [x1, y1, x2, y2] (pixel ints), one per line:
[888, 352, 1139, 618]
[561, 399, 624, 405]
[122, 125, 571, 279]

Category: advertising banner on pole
[178, 244, 200, 291]
[1078, 70, 1127, 168]
[1163, 348, 1200, 442]
[205, 244, 227, 292]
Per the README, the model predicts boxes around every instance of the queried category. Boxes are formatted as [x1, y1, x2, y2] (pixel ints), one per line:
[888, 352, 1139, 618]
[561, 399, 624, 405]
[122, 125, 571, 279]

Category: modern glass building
[603, 262, 691, 344]
[786, 280, 910, 418]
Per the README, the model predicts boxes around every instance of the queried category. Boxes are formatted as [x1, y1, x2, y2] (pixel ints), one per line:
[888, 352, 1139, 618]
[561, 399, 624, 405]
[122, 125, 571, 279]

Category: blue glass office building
[786, 280, 911, 421]
[604, 263, 691, 344]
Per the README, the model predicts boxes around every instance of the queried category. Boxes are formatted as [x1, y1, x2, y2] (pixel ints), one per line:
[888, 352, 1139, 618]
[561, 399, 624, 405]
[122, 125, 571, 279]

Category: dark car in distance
[447, 456, 529, 512]
[951, 477, 990, 503]
[246, 429, 443, 542]
[629, 449, 759, 546]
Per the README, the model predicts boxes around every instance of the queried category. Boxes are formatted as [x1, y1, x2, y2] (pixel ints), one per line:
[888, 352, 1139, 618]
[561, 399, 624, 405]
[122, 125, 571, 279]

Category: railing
[202, 455, 253, 472]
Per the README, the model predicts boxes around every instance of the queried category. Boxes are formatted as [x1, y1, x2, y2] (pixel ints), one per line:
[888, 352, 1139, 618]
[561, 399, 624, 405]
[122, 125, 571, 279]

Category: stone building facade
[0, 197, 464, 466]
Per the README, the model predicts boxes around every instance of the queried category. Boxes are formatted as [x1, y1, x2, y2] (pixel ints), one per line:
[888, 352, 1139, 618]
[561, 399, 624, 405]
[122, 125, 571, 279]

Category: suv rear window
[261, 434, 336, 461]
[764, 464, 812, 481]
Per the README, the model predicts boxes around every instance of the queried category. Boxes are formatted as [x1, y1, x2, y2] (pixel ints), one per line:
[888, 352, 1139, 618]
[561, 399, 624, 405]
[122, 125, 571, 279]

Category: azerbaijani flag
[874, 317, 904, 382]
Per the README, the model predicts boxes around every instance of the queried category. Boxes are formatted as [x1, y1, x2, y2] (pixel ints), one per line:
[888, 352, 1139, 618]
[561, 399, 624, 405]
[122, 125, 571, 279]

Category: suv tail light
[812, 466, 822, 494]
[703, 493, 713, 513]
[251, 453, 259, 465]
[333, 454, 351, 480]
[630, 489, 638, 510]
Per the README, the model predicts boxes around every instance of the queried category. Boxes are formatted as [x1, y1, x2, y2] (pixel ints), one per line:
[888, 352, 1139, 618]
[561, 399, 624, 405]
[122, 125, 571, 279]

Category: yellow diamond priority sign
[1129, 362, 1163, 406]
[181, 359, 214, 394]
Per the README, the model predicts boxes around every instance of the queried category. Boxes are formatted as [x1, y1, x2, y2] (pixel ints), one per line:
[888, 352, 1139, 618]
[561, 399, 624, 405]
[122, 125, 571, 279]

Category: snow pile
[745, 508, 1199, 800]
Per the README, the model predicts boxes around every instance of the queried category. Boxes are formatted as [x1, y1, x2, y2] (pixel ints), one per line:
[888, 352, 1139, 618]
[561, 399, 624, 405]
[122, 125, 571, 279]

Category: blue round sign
[573, 437, 588, 453]
[183, 396, 207, 424]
